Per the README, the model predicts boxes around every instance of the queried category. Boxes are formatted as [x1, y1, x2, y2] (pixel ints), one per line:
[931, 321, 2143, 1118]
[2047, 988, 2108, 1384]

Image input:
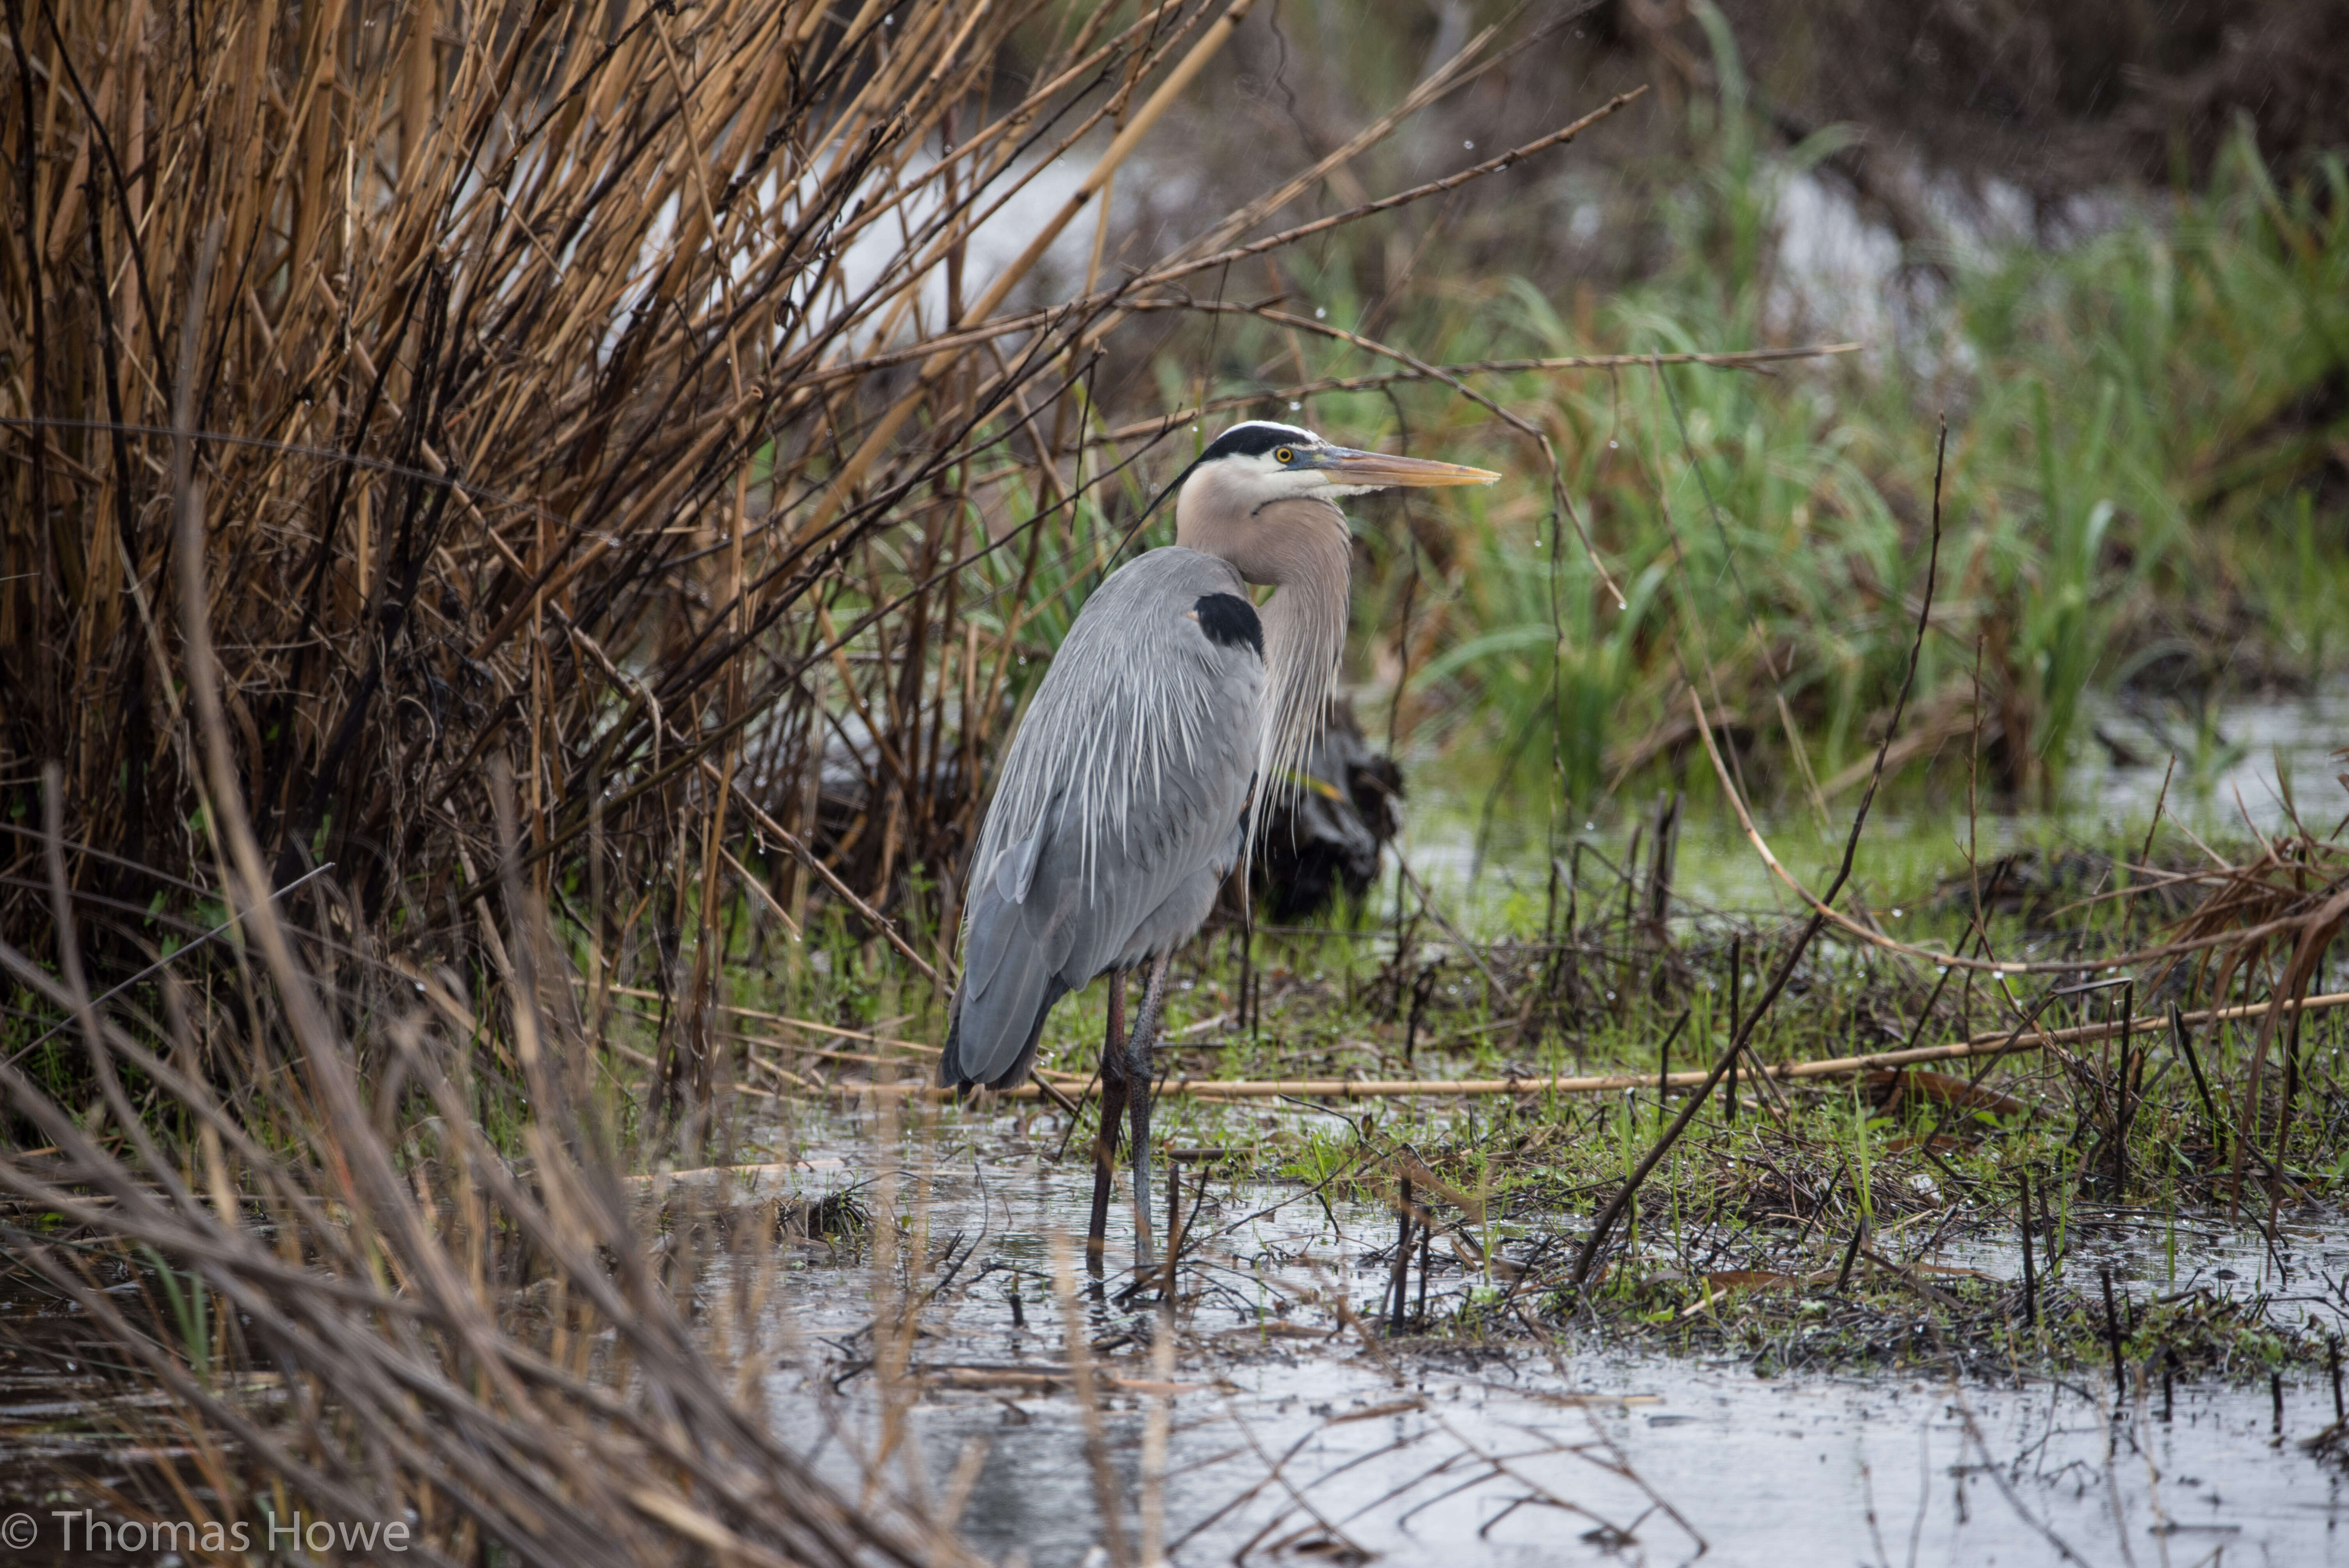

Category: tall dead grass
[1, 753, 952, 1565]
[0, 0, 1649, 1140]
[0, 5, 1656, 1556]
[5, 0, 1185, 993]
[0, 389, 954, 1559]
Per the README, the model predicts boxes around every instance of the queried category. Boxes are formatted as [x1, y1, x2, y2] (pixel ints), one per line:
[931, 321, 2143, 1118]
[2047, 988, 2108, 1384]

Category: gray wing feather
[948, 866, 1080, 1090]
[942, 548, 1263, 1089]
[993, 798, 1052, 905]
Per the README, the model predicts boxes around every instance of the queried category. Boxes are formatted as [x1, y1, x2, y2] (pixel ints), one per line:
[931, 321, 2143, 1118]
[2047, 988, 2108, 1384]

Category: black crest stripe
[1199, 421, 1313, 461]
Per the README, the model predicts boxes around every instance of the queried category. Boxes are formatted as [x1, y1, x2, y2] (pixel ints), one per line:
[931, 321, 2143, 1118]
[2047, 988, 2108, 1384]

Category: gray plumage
[933, 420, 1496, 1269]
[941, 547, 1262, 1089]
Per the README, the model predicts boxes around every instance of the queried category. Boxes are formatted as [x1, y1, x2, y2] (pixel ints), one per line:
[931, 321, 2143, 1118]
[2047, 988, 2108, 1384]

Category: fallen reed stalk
[816, 985, 2349, 1103]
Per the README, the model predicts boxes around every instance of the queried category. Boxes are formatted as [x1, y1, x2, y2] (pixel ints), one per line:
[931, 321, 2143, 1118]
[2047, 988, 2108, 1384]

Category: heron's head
[1173, 421, 1499, 584]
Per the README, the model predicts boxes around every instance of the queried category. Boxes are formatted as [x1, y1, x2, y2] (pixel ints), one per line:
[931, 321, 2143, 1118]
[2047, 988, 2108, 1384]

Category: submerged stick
[849, 987, 2349, 1103]
[2114, 982, 2134, 1197]
[2101, 1268, 2127, 1405]
[1415, 1222, 1432, 1329]
[1388, 1177, 1413, 1337]
[1724, 935, 1741, 1122]
[2018, 1170, 2037, 1330]
[1163, 1161, 1180, 1306]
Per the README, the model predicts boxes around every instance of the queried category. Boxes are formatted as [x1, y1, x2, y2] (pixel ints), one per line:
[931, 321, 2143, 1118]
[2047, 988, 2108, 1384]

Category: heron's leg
[1126, 953, 1173, 1265]
[1085, 971, 1130, 1274]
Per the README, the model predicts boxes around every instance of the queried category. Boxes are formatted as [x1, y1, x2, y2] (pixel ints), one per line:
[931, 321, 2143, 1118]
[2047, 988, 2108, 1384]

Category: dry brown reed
[0, 7, 1674, 1556]
[0, 0, 1655, 1147]
[0, 732, 945, 1566]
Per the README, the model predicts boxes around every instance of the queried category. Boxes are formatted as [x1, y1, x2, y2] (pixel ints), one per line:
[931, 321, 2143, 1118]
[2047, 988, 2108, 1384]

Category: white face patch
[1223, 446, 1395, 505]
[1227, 450, 1339, 505]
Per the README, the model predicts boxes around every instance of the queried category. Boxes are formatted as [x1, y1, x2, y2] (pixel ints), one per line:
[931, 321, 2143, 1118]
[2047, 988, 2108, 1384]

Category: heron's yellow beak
[1315, 447, 1501, 488]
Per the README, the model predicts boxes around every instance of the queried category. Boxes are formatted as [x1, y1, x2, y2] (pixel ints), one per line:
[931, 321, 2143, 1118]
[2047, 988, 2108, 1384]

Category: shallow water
[723, 1113, 2349, 1567]
[7, 1106, 2340, 1564]
[2072, 687, 2349, 835]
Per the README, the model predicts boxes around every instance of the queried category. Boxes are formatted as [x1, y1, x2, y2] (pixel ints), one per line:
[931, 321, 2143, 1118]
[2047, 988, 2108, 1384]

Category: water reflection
[733, 1117, 2349, 1566]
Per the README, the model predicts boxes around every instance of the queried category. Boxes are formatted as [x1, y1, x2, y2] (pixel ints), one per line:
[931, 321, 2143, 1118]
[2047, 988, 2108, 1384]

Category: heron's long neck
[1253, 512, 1352, 814]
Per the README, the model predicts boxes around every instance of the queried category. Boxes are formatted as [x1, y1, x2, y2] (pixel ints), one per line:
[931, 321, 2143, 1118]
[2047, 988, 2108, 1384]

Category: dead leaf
[1705, 1270, 1802, 1292]
[1680, 1269, 1804, 1317]
[1868, 1068, 2028, 1118]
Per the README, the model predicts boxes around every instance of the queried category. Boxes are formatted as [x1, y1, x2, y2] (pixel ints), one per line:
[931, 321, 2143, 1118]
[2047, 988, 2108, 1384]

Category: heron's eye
[1274, 446, 1295, 464]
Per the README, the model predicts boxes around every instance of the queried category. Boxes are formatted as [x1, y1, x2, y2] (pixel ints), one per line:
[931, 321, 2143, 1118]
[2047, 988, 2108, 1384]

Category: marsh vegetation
[4, 0, 2349, 1562]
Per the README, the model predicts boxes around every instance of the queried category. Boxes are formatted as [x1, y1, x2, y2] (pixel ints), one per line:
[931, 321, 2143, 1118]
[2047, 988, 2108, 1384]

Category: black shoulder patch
[1192, 592, 1264, 658]
[1199, 420, 1314, 462]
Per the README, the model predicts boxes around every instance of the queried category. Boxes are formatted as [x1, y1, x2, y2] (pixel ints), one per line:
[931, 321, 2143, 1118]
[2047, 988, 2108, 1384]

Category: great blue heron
[938, 420, 1499, 1268]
